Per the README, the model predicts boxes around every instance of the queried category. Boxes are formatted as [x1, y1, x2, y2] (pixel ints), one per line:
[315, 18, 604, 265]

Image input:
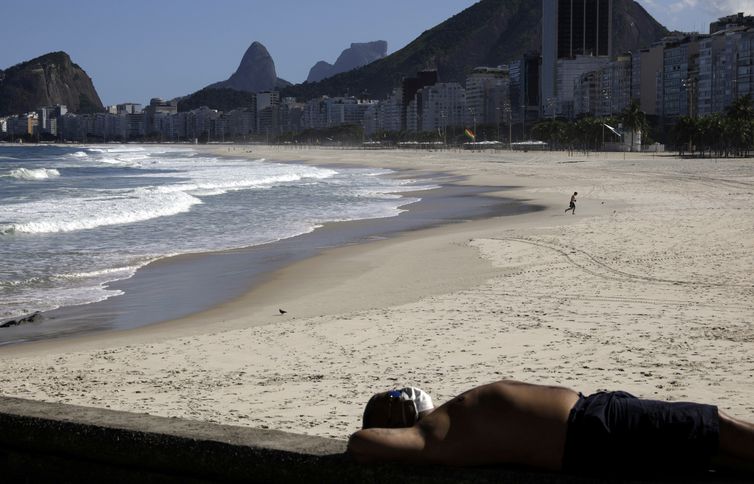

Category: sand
[1, 147, 752, 440]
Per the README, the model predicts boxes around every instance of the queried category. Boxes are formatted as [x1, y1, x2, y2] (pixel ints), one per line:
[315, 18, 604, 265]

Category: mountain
[283, 0, 668, 100]
[208, 41, 290, 93]
[307, 61, 334, 84]
[306, 41, 388, 83]
[612, 0, 669, 55]
[176, 87, 257, 112]
[0, 51, 103, 116]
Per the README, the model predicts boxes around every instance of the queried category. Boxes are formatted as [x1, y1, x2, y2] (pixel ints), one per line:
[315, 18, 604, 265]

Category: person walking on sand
[348, 380, 754, 476]
[565, 191, 577, 214]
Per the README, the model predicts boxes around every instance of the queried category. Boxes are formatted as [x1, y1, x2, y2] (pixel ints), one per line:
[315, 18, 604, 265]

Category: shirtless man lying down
[347, 380, 754, 475]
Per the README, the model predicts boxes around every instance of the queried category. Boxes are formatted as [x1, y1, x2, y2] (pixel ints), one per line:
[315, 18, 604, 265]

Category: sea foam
[0, 188, 201, 234]
[8, 168, 61, 180]
[0, 144, 432, 343]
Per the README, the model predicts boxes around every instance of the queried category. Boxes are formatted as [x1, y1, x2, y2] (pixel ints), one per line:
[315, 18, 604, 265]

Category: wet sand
[0, 177, 534, 346]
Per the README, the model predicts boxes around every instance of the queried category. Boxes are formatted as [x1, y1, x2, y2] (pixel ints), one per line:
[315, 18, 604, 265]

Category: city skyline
[1, 0, 752, 107]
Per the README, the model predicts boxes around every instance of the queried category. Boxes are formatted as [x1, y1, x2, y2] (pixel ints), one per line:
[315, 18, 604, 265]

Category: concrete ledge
[0, 396, 747, 483]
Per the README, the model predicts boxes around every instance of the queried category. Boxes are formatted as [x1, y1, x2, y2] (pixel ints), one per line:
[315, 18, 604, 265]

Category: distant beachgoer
[348, 380, 754, 476]
[565, 192, 577, 214]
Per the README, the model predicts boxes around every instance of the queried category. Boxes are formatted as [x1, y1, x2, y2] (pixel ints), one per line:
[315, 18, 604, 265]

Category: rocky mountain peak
[306, 40, 388, 83]
[208, 41, 288, 93]
[0, 51, 103, 116]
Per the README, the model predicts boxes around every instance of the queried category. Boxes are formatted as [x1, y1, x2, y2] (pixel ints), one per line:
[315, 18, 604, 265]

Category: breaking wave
[7, 168, 60, 180]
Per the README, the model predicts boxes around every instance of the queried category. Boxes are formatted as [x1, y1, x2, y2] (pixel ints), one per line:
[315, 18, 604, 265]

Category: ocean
[0, 144, 432, 342]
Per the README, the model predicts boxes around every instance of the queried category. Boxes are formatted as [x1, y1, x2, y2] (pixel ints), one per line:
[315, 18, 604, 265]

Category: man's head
[361, 387, 434, 429]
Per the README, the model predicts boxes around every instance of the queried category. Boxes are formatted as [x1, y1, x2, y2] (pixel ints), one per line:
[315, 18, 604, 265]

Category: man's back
[348, 380, 580, 470]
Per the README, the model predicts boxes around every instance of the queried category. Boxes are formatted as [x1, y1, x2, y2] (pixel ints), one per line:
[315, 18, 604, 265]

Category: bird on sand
[279, 309, 287, 315]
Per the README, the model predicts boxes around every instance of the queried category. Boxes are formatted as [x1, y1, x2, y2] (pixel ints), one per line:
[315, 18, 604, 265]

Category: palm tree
[532, 119, 564, 149]
[707, 114, 725, 157]
[725, 95, 754, 155]
[726, 94, 754, 122]
[619, 100, 648, 151]
[672, 116, 698, 156]
[697, 115, 719, 157]
[574, 117, 603, 152]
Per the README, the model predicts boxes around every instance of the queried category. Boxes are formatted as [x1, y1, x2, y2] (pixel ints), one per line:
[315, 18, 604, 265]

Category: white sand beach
[1, 148, 752, 440]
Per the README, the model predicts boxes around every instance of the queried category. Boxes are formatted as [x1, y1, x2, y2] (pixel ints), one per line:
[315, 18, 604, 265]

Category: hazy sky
[1, 0, 752, 106]
[639, 0, 754, 33]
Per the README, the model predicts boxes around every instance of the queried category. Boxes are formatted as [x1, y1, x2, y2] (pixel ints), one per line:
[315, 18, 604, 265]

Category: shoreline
[1, 148, 752, 441]
[0, 148, 545, 352]
[1, 181, 535, 347]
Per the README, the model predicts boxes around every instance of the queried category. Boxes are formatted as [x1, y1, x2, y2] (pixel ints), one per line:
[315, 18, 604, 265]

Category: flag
[464, 128, 476, 141]
[603, 123, 622, 137]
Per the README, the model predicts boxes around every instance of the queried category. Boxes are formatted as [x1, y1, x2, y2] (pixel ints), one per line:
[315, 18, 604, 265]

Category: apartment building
[465, 67, 509, 125]
[419, 82, 466, 133]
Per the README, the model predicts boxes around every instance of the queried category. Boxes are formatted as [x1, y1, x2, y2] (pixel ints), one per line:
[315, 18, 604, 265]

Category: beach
[0, 147, 752, 440]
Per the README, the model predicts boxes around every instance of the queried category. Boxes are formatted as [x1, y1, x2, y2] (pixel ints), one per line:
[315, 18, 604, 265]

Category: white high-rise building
[465, 67, 509, 126]
[406, 98, 419, 133]
[381, 89, 403, 133]
[419, 82, 466, 133]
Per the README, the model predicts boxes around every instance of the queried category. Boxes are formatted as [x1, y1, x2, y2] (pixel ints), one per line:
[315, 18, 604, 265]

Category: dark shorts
[562, 391, 719, 475]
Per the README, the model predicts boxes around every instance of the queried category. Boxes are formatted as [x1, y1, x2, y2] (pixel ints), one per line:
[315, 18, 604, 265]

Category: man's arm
[347, 427, 425, 464]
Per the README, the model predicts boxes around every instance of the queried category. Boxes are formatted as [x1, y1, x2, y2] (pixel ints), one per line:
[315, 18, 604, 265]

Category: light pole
[733, 78, 738, 102]
[681, 76, 697, 153]
[546, 97, 556, 120]
[502, 103, 512, 150]
[440, 110, 447, 146]
[496, 107, 501, 144]
[682, 76, 697, 119]
[508, 108, 512, 149]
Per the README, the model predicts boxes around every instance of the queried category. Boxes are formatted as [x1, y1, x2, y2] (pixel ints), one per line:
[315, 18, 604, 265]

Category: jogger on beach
[565, 192, 577, 214]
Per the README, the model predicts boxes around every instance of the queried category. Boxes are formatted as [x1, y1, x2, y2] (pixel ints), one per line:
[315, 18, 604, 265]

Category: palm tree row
[530, 97, 754, 158]
[671, 95, 754, 157]
[531, 101, 648, 152]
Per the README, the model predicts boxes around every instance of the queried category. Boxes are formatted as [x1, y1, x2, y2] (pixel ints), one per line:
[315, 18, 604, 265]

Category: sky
[1, 0, 753, 107]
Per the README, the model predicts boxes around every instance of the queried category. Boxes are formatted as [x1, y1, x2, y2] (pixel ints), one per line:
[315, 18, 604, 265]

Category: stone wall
[0, 396, 745, 483]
